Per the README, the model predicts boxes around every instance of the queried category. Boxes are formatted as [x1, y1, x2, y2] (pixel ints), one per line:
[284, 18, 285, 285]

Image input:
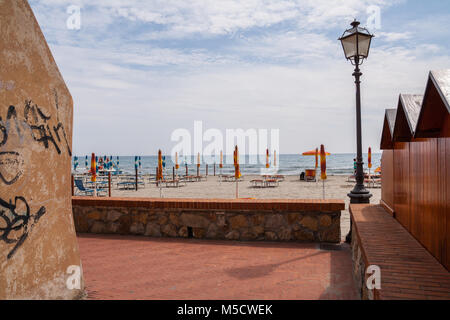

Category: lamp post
[339, 20, 374, 206]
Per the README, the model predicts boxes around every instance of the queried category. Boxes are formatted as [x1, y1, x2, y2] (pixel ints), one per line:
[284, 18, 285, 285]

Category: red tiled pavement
[77, 234, 358, 300]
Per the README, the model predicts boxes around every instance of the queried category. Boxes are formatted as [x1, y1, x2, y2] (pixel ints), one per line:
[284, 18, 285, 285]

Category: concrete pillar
[0, 0, 84, 299]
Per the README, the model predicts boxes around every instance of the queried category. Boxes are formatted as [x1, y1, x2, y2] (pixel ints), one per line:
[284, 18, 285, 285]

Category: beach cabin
[380, 70, 450, 270]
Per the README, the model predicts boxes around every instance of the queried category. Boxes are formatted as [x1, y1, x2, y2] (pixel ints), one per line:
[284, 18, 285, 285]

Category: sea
[72, 153, 381, 176]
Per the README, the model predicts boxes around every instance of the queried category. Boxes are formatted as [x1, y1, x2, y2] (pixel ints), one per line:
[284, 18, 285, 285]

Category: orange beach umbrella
[303, 149, 331, 156]
[219, 151, 223, 169]
[197, 152, 201, 168]
[90, 153, 96, 182]
[320, 145, 327, 180]
[375, 166, 381, 173]
[234, 146, 241, 179]
[175, 152, 179, 170]
[266, 149, 270, 168]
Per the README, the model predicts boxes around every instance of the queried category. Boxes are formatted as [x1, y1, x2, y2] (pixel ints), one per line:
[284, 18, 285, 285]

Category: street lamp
[339, 20, 374, 205]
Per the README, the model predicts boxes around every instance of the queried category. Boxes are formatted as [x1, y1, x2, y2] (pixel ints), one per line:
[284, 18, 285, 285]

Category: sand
[104, 174, 381, 241]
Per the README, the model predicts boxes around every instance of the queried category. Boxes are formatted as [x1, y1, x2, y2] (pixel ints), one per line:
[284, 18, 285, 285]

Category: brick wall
[72, 197, 345, 243]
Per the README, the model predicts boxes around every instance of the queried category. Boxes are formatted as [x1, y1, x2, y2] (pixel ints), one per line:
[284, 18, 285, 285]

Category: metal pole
[71, 174, 74, 196]
[135, 167, 138, 191]
[108, 172, 111, 197]
[348, 56, 372, 204]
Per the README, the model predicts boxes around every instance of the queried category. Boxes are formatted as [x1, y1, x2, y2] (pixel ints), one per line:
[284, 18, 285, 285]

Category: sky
[29, 0, 450, 156]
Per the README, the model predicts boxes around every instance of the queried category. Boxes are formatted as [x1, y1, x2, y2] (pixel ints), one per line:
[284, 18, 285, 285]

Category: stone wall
[73, 197, 344, 243]
[0, 1, 84, 299]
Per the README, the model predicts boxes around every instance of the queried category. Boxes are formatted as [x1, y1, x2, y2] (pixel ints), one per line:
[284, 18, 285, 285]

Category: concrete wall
[73, 197, 344, 243]
[0, 0, 84, 299]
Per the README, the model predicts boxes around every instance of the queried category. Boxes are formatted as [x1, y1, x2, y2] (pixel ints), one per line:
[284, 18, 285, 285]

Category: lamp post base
[347, 191, 372, 204]
[345, 190, 372, 243]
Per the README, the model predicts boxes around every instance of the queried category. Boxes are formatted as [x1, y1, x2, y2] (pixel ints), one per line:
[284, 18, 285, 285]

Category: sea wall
[0, 0, 84, 299]
[72, 197, 344, 243]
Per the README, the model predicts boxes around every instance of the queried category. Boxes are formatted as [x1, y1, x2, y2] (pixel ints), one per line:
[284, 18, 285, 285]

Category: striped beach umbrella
[219, 151, 223, 169]
[368, 147, 372, 169]
[320, 145, 327, 180]
[90, 153, 97, 182]
[266, 149, 270, 168]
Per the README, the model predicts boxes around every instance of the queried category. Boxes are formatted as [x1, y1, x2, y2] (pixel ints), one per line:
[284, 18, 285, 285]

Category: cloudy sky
[29, 0, 450, 156]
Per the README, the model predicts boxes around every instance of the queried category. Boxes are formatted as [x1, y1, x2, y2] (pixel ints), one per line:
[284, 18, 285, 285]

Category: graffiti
[0, 196, 46, 259]
[0, 92, 72, 157]
[0, 151, 24, 185]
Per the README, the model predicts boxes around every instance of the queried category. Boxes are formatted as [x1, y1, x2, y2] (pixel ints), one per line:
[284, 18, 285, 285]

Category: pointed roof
[415, 70, 450, 138]
[392, 94, 423, 142]
[380, 109, 397, 150]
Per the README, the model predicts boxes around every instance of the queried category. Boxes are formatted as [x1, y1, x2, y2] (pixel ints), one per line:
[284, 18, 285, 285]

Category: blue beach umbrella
[162, 156, 166, 168]
[85, 155, 88, 168]
[74, 156, 78, 171]
[135, 156, 138, 170]
[139, 156, 142, 169]
[116, 156, 120, 168]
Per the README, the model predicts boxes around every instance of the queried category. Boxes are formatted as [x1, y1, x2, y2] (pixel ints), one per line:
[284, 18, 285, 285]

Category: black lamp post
[339, 20, 374, 205]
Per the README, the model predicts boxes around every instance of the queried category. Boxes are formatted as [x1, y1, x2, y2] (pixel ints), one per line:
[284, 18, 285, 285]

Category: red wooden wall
[381, 117, 449, 270]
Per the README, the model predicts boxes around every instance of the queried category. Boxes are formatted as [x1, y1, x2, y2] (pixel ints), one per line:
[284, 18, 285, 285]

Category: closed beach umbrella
[139, 156, 142, 169]
[90, 153, 96, 182]
[157, 149, 163, 181]
[197, 152, 201, 168]
[219, 151, 223, 169]
[74, 156, 78, 171]
[134, 156, 138, 170]
[116, 156, 119, 168]
[266, 149, 270, 168]
[175, 152, 179, 170]
[320, 145, 327, 180]
[368, 147, 372, 169]
[234, 146, 241, 179]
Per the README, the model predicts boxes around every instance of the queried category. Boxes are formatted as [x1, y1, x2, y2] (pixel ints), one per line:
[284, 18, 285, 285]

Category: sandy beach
[105, 175, 381, 241]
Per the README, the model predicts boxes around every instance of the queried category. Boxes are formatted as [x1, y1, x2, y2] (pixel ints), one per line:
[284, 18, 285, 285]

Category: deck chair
[74, 179, 94, 196]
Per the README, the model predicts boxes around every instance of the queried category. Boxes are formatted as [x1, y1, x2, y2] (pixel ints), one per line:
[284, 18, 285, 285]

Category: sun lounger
[250, 179, 265, 188]
[74, 179, 107, 196]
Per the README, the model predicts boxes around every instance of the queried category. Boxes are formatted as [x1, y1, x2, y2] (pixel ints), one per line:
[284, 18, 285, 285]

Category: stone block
[225, 230, 240, 240]
[145, 223, 161, 237]
[300, 216, 318, 231]
[180, 213, 210, 228]
[264, 231, 278, 241]
[265, 214, 285, 230]
[130, 222, 145, 235]
[161, 224, 177, 237]
[90, 221, 106, 234]
[229, 215, 248, 229]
